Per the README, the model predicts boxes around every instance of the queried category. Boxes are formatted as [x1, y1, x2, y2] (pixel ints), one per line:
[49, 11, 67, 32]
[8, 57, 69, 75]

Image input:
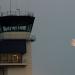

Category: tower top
[0, 12, 35, 33]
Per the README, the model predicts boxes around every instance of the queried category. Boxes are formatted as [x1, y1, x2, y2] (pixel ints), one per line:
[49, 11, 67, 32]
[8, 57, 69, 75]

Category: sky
[1, 0, 75, 75]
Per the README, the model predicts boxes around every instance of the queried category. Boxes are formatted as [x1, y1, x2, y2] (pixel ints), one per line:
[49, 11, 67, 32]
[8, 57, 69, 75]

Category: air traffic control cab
[0, 12, 35, 75]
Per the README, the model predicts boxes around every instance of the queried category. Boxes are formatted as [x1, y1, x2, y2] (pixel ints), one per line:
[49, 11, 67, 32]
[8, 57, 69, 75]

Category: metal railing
[0, 11, 34, 17]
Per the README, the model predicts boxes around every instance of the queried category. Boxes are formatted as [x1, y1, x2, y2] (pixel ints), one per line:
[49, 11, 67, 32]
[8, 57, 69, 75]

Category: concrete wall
[7, 42, 32, 75]
[0, 32, 30, 39]
[0, 32, 32, 75]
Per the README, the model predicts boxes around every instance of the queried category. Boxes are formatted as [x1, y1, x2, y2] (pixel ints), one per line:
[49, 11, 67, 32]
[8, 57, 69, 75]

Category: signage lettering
[3, 26, 26, 32]
[0, 24, 32, 32]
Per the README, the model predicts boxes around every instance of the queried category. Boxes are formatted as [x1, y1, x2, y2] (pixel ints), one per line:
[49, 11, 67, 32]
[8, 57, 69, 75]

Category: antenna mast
[10, 0, 11, 14]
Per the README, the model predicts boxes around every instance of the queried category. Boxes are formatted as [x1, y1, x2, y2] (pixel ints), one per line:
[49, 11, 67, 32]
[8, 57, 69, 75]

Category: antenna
[0, 5, 1, 16]
[16, 9, 20, 15]
[10, 0, 11, 14]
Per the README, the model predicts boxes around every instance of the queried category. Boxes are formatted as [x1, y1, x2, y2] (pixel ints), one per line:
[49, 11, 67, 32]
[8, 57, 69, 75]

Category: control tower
[0, 11, 35, 75]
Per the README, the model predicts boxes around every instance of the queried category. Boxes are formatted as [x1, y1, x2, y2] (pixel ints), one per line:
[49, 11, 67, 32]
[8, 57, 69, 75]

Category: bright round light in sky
[71, 39, 75, 46]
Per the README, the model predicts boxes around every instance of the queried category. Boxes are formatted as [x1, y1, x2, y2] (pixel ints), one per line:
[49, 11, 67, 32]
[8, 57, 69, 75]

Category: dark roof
[0, 16, 35, 24]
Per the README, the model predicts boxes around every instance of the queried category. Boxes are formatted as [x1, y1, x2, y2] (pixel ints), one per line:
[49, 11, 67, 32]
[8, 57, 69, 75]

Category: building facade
[0, 15, 35, 75]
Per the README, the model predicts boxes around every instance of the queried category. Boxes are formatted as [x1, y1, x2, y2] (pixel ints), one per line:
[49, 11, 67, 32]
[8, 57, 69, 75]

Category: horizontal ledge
[0, 38, 36, 42]
[0, 63, 27, 66]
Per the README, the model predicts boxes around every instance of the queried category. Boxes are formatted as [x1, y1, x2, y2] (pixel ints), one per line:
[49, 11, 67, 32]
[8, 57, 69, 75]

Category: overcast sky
[1, 0, 75, 75]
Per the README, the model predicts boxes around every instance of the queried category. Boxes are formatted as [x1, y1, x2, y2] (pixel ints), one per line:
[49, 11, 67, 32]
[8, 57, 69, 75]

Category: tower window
[0, 53, 22, 63]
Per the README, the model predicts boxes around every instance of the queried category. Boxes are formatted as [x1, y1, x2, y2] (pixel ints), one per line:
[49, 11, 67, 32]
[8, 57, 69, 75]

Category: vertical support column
[23, 41, 32, 75]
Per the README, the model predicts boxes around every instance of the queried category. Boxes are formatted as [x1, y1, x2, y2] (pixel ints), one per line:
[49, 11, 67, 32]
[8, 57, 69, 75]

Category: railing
[0, 59, 27, 66]
[0, 53, 26, 66]
[0, 11, 34, 17]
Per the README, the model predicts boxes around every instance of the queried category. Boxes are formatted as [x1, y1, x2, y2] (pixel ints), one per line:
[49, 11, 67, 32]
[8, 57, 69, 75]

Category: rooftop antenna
[16, 9, 20, 15]
[0, 5, 1, 16]
[10, 0, 11, 14]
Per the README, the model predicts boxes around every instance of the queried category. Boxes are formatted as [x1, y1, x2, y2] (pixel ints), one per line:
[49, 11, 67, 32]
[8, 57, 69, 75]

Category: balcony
[0, 53, 26, 67]
[0, 60, 27, 67]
